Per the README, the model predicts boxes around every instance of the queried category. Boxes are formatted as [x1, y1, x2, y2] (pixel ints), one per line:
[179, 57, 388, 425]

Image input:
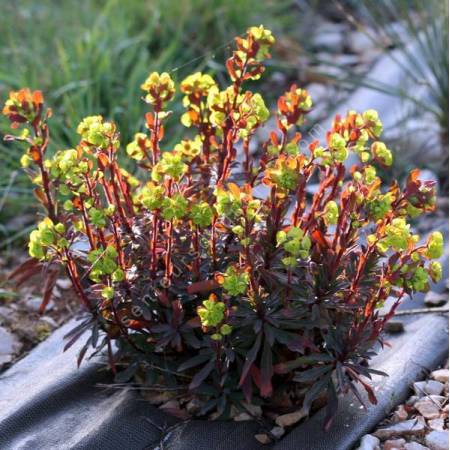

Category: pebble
[313, 22, 346, 52]
[0, 326, 21, 366]
[413, 381, 444, 397]
[243, 403, 262, 417]
[427, 395, 446, 405]
[185, 398, 201, 415]
[275, 408, 307, 428]
[356, 434, 380, 450]
[348, 30, 375, 53]
[254, 433, 271, 444]
[392, 405, 409, 422]
[424, 292, 448, 308]
[142, 390, 173, 405]
[414, 400, 441, 419]
[384, 438, 406, 450]
[406, 396, 420, 406]
[385, 320, 405, 334]
[430, 369, 449, 383]
[270, 426, 285, 439]
[39, 316, 58, 329]
[25, 296, 54, 313]
[159, 399, 179, 411]
[0, 306, 11, 321]
[233, 412, 252, 422]
[333, 53, 360, 66]
[373, 420, 425, 439]
[313, 32, 344, 51]
[404, 443, 429, 450]
[425, 430, 448, 450]
[428, 418, 444, 431]
[56, 278, 73, 290]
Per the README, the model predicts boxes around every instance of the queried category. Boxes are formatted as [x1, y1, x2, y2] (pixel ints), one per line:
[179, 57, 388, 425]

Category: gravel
[355, 361, 449, 450]
[424, 430, 448, 450]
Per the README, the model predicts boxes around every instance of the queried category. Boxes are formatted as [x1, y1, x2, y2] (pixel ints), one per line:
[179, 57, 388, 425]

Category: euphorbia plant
[3, 26, 444, 427]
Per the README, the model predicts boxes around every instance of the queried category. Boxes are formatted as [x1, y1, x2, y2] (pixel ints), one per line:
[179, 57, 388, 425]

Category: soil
[0, 250, 79, 372]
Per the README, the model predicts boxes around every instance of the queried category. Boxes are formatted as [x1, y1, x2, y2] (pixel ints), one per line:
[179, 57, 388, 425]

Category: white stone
[39, 316, 58, 329]
[0, 326, 21, 366]
[428, 418, 445, 431]
[373, 420, 425, 439]
[425, 430, 449, 450]
[275, 408, 307, 428]
[414, 380, 444, 397]
[56, 278, 73, 290]
[159, 399, 179, 411]
[0, 306, 11, 321]
[356, 434, 380, 450]
[406, 396, 420, 406]
[25, 296, 54, 312]
[242, 403, 262, 417]
[424, 380, 445, 396]
[185, 398, 201, 415]
[233, 412, 252, 422]
[431, 369, 449, 383]
[404, 443, 429, 450]
[313, 22, 346, 52]
[414, 400, 441, 419]
[270, 426, 285, 439]
[254, 433, 271, 444]
[348, 30, 375, 53]
[384, 438, 406, 450]
[392, 404, 409, 422]
[313, 31, 344, 51]
[428, 395, 446, 405]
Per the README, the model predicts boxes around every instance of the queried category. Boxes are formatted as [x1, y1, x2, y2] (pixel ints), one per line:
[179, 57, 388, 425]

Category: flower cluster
[141, 72, 175, 108]
[2, 88, 44, 127]
[277, 227, 311, 267]
[28, 218, 67, 260]
[4, 26, 444, 426]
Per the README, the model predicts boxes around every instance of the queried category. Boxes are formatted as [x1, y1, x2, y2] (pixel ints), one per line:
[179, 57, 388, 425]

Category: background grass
[0, 0, 299, 242]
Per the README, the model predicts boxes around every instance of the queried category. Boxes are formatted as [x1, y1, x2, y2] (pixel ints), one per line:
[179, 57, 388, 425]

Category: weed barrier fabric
[0, 310, 447, 450]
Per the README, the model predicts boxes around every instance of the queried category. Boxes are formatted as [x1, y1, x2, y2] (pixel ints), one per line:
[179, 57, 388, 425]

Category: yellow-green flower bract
[372, 141, 393, 166]
[375, 218, 413, 253]
[159, 151, 188, 180]
[197, 299, 225, 327]
[425, 231, 444, 259]
[222, 266, 249, 296]
[190, 202, 213, 227]
[141, 72, 175, 106]
[277, 226, 311, 264]
[28, 218, 67, 260]
[329, 133, 348, 162]
[77, 116, 117, 149]
[87, 245, 118, 283]
[161, 194, 188, 220]
[324, 201, 339, 226]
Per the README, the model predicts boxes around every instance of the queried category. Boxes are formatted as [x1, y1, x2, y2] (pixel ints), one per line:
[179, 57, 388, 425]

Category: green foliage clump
[3, 26, 444, 426]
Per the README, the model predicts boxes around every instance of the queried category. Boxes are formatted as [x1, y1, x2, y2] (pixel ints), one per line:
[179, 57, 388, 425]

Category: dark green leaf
[239, 333, 262, 386]
[293, 364, 333, 383]
[189, 360, 215, 390]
